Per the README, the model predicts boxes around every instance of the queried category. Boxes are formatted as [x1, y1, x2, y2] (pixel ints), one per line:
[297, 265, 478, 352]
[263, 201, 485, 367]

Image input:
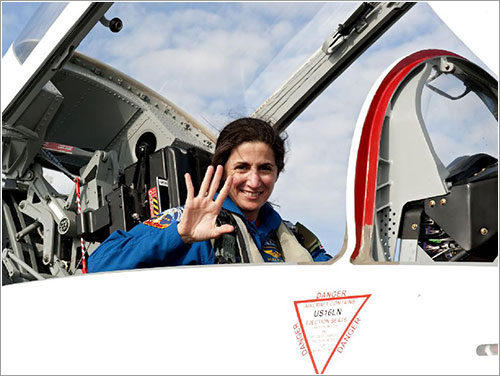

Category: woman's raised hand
[177, 165, 234, 244]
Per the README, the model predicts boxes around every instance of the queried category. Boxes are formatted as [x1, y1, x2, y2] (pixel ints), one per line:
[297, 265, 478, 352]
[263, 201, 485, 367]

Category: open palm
[177, 165, 234, 244]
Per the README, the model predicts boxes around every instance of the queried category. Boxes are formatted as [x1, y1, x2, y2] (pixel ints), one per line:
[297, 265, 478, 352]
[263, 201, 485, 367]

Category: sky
[1, 1, 498, 257]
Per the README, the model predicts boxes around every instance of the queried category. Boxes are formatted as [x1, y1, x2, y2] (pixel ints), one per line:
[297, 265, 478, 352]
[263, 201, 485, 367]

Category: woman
[88, 118, 331, 272]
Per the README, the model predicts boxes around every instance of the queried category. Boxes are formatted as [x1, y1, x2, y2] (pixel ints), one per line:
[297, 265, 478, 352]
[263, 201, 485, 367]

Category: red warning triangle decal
[294, 294, 371, 374]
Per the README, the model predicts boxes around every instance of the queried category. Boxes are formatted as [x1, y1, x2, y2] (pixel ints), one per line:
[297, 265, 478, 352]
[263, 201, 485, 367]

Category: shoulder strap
[282, 221, 322, 252]
[276, 222, 314, 262]
[211, 212, 315, 264]
[231, 214, 264, 263]
[212, 209, 249, 264]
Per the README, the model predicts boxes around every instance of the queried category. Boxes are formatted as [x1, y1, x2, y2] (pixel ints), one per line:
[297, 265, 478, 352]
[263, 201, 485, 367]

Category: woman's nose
[246, 170, 262, 188]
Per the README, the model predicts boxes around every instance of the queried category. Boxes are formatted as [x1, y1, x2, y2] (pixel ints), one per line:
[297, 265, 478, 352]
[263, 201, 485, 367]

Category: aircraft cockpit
[2, 2, 498, 285]
[349, 50, 498, 265]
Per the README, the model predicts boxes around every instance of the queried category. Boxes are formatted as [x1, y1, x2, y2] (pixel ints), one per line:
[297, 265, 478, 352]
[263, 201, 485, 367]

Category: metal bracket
[19, 199, 56, 265]
[2, 248, 45, 281]
[17, 164, 76, 265]
[48, 255, 70, 277]
[2, 248, 20, 279]
[322, 2, 376, 55]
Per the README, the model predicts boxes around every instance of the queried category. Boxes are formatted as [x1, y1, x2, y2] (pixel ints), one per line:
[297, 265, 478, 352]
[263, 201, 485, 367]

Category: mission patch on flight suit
[143, 207, 184, 229]
[261, 239, 285, 262]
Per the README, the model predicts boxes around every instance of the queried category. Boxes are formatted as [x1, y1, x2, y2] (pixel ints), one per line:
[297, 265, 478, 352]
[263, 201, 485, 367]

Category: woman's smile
[240, 189, 262, 199]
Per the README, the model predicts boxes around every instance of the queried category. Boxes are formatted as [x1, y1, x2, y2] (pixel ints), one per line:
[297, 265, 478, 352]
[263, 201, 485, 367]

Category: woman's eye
[234, 165, 247, 170]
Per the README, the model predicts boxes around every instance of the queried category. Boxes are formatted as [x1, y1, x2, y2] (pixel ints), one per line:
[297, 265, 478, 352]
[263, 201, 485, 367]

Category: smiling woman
[211, 117, 285, 221]
[89, 117, 331, 272]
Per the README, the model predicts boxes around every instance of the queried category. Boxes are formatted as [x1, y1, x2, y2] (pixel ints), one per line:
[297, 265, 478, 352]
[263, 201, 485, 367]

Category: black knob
[109, 17, 123, 33]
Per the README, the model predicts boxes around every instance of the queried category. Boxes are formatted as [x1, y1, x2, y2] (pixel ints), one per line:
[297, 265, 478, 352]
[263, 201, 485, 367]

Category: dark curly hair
[211, 117, 286, 174]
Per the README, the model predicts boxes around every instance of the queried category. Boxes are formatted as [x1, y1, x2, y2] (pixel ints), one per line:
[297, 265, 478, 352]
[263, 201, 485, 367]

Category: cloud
[240, 2, 325, 21]
[422, 85, 499, 165]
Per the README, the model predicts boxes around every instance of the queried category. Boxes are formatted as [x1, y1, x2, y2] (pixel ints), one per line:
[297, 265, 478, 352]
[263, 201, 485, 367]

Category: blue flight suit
[88, 196, 331, 272]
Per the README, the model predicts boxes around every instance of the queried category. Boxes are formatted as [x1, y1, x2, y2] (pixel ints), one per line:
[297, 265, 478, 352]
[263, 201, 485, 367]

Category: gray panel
[2, 81, 63, 179]
[424, 178, 498, 250]
[46, 70, 141, 150]
[372, 62, 449, 262]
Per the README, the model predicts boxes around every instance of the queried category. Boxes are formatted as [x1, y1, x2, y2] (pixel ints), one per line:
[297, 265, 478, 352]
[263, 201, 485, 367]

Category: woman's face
[223, 141, 278, 222]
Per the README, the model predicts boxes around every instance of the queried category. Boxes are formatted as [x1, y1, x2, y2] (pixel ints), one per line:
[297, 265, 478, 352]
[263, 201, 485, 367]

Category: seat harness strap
[212, 209, 314, 264]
